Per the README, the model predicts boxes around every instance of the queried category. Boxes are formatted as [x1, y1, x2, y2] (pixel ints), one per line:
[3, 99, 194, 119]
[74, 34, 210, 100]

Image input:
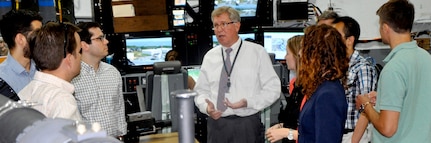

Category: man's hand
[225, 98, 247, 109]
[356, 94, 371, 109]
[267, 123, 282, 132]
[266, 128, 290, 143]
[206, 99, 222, 120]
[368, 91, 377, 105]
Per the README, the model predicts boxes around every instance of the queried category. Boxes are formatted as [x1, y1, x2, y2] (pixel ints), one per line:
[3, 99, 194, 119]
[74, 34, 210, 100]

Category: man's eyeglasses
[212, 21, 236, 30]
[91, 35, 106, 41]
[62, 23, 69, 58]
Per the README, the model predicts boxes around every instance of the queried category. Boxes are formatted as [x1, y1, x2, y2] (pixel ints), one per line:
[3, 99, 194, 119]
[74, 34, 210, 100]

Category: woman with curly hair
[297, 24, 349, 143]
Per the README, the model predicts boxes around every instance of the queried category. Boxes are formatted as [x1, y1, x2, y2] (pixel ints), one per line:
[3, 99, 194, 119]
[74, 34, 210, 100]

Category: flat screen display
[126, 37, 173, 66]
[212, 33, 255, 48]
[214, 0, 258, 17]
[263, 31, 304, 60]
[277, 2, 309, 20]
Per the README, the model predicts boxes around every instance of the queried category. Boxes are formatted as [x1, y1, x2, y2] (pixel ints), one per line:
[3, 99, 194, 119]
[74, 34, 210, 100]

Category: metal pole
[171, 89, 197, 143]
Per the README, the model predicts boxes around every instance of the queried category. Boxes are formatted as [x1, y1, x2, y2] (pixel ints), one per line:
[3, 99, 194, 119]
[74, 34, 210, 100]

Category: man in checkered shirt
[72, 22, 127, 138]
[332, 16, 378, 143]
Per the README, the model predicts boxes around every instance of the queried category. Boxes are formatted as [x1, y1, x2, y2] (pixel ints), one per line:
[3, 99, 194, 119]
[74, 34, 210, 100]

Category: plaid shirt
[72, 61, 127, 136]
[345, 50, 377, 129]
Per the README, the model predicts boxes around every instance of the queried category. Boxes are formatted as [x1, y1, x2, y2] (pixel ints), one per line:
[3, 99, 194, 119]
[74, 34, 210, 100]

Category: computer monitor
[125, 36, 173, 66]
[212, 33, 255, 48]
[263, 31, 304, 60]
[214, 0, 258, 17]
[276, 2, 309, 21]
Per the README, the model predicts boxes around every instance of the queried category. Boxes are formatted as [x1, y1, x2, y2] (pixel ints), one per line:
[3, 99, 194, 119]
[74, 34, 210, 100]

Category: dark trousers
[207, 112, 264, 143]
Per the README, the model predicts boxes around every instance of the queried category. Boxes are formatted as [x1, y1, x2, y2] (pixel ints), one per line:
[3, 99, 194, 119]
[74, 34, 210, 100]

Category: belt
[222, 112, 261, 119]
[343, 129, 354, 134]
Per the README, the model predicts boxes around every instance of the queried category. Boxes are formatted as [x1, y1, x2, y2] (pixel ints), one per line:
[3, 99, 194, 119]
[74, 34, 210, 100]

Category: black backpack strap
[0, 78, 20, 101]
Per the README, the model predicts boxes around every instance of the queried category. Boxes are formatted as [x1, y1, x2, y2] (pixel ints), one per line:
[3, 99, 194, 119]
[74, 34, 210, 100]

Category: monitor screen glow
[214, 0, 258, 17]
[187, 68, 200, 81]
[175, 0, 186, 6]
[126, 37, 173, 66]
[263, 32, 304, 60]
[173, 9, 185, 27]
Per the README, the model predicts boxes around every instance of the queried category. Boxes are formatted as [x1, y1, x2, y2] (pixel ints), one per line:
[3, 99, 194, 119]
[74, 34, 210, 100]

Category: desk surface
[139, 132, 198, 143]
[0, 56, 6, 63]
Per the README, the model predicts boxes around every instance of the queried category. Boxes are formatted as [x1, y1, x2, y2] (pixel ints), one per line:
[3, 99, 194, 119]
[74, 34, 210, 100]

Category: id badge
[225, 93, 230, 98]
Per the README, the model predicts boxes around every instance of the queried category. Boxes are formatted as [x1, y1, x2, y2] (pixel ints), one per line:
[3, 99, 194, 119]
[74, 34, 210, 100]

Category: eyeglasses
[62, 23, 69, 58]
[91, 34, 106, 41]
[212, 21, 236, 30]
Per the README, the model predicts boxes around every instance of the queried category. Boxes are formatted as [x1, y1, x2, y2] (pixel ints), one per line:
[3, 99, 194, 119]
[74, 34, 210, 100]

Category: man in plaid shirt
[72, 22, 127, 138]
[333, 16, 378, 143]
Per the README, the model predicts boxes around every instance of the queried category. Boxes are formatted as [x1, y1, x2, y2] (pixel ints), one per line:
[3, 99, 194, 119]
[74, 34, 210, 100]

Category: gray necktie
[217, 48, 232, 112]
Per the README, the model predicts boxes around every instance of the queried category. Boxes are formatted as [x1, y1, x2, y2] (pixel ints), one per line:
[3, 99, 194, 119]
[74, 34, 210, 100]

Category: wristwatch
[359, 101, 371, 113]
[287, 128, 294, 140]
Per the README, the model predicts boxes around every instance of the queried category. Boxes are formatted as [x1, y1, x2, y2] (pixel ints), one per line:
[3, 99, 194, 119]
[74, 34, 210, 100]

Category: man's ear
[235, 22, 241, 32]
[15, 33, 27, 47]
[62, 52, 73, 69]
[80, 41, 89, 52]
[346, 36, 355, 47]
[382, 23, 391, 34]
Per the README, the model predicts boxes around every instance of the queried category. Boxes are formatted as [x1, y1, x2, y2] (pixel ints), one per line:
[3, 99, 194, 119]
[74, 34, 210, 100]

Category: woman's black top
[278, 82, 304, 143]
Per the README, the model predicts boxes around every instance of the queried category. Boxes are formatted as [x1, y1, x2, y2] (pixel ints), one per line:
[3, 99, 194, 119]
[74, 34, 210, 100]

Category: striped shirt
[345, 50, 377, 129]
[72, 61, 127, 136]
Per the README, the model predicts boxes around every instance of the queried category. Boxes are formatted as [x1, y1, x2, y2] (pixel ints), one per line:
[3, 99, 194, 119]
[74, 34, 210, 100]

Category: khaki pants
[341, 124, 372, 143]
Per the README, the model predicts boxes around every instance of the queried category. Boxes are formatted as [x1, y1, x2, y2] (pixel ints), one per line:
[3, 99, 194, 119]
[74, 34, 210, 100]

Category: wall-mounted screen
[212, 33, 255, 48]
[214, 0, 258, 17]
[263, 31, 303, 60]
[125, 37, 173, 66]
[172, 9, 185, 27]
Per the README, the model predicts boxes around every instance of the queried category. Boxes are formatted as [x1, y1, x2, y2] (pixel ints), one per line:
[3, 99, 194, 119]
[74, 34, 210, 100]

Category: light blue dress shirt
[0, 53, 36, 93]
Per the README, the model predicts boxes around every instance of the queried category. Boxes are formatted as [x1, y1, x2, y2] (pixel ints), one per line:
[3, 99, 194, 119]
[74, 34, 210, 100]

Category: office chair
[145, 61, 188, 132]
[261, 53, 283, 130]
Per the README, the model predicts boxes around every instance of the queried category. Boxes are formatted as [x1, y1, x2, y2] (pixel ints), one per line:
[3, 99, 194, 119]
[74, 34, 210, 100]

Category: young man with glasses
[72, 22, 127, 138]
[19, 22, 82, 121]
[194, 6, 281, 143]
[0, 10, 42, 101]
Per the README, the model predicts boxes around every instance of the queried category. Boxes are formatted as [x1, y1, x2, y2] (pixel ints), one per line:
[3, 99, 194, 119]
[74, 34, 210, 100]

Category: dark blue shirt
[298, 80, 347, 143]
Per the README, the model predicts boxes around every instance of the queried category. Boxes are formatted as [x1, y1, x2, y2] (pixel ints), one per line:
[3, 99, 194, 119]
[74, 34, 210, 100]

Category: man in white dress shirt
[19, 22, 82, 121]
[194, 6, 281, 143]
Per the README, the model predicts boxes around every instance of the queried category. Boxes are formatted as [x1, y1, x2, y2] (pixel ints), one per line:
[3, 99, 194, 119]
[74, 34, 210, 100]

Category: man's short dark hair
[333, 16, 361, 47]
[76, 22, 102, 44]
[0, 10, 43, 49]
[318, 10, 339, 21]
[377, 0, 414, 33]
[29, 22, 81, 71]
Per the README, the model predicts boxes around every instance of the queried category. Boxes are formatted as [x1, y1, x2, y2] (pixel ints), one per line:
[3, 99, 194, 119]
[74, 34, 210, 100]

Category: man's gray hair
[211, 6, 241, 23]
